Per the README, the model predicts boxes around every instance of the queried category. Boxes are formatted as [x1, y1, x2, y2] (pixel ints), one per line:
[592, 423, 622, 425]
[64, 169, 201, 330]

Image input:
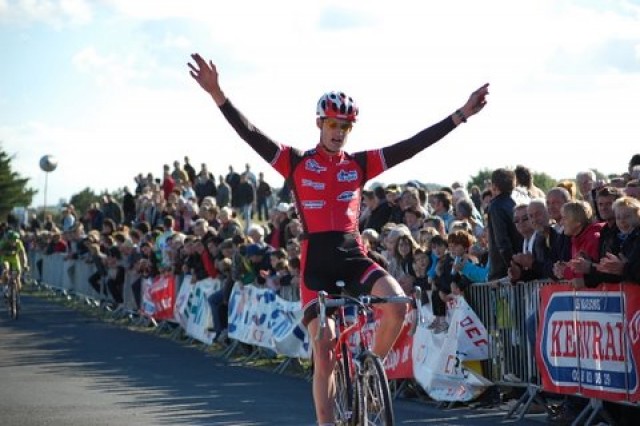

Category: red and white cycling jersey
[271, 145, 385, 235]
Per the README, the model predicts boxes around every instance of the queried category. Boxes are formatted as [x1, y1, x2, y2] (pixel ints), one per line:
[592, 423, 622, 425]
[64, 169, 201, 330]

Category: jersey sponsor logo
[302, 179, 325, 190]
[337, 169, 358, 182]
[301, 200, 325, 210]
[305, 159, 327, 174]
[337, 191, 356, 202]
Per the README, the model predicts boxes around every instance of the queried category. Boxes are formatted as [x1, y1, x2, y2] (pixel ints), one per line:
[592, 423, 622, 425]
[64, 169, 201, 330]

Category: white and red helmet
[316, 91, 359, 122]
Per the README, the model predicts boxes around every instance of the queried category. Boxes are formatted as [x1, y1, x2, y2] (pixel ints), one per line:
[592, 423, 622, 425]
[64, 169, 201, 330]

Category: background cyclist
[188, 52, 489, 425]
[1, 228, 28, 296]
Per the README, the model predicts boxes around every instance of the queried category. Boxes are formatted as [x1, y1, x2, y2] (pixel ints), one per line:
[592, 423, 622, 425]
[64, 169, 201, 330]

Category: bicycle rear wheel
[334, 342, 355, 425]
[357, 350, 394, 425]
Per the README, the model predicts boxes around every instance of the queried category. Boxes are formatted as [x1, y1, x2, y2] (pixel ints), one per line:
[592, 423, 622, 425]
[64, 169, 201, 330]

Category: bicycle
[316, 286, 422, 426]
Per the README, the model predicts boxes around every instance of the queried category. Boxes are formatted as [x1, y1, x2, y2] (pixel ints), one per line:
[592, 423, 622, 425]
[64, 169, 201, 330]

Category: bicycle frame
[316, 287, 422, 426]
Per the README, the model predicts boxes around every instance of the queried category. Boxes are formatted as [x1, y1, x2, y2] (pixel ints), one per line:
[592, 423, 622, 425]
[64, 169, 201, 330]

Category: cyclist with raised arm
[188, 53, 489, 425]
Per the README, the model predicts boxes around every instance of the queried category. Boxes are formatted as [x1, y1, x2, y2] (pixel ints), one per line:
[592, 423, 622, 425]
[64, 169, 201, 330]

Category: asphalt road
[0, 294, 546, 425]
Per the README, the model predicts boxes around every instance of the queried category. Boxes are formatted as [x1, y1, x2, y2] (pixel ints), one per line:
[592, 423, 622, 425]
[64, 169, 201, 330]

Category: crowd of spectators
[16, 155, 640, 325]
[8, 153, 640, 423]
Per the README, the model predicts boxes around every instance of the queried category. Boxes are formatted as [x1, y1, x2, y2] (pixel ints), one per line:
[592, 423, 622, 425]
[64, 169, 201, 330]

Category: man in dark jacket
[122, 187, 136, 226]
[236, 173, 255, 233]
[360, 188, 392, 233]
[194, 171, 217, 204]
[487, 168, 522, 280]
[256, 172, 272, 222]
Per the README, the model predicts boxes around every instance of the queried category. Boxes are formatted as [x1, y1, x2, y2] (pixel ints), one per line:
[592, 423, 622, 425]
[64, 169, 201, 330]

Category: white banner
[413, 296, 492, 401]
[228, 283, 310, 358]
[174, 277, 222, 344]
[174, 275, 195, 328]
[184, 278, 221, 344]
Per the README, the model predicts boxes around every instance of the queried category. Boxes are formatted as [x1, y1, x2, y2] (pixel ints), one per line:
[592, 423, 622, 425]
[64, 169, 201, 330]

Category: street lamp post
[39, 155, 58, 222]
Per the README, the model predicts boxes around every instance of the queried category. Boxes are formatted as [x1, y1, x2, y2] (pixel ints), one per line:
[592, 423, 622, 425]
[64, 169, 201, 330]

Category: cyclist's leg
[16, 269, 23, 292]
[306, 315, 338, 425]
[1, 262, 8, 297]
[370, 275, 407, 359]
[301, 233, 347, 425]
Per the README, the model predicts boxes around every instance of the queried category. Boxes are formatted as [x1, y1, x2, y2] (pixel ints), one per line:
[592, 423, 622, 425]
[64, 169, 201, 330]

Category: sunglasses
[324, 118, 353, 132]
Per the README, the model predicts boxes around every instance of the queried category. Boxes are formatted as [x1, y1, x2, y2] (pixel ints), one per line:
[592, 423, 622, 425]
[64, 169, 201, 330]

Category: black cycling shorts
[299, 231, 388, 316]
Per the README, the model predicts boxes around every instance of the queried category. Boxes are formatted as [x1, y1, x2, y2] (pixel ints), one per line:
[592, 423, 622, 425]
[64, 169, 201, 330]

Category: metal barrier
[468, 279, 555, 420]
[470, 280, 640, 424]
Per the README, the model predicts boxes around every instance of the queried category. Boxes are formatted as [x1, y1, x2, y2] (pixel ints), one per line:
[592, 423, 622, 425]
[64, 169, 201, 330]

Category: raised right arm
[188, 53, 280, 163]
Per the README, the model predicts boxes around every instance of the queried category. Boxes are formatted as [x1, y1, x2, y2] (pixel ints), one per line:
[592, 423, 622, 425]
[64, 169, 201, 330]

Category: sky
[1, 0, 639, 209]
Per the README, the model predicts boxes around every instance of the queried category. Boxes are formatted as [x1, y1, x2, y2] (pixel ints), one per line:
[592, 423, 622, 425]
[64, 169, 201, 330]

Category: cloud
[0, 0, 92, 27]
[72, 47, 147, 87]
[162, 33, 191, 50]
[549, 38, 640, 74]
[316, 5, 374, 31]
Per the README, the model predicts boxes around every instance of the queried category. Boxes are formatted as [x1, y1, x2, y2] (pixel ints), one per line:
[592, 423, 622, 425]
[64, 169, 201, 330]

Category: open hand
[568, 257, 592, 274]
[188, 53, 226, 105]
[595, 252, 626, 276]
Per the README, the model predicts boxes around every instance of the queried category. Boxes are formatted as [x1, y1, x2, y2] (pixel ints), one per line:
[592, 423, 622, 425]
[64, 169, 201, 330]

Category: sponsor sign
[228, 283, 310, 358]
[412, 296, 491, 401]
[537, 283, 640, 402]
[141, 274, 176, 320]
[384, 319, 414, 380]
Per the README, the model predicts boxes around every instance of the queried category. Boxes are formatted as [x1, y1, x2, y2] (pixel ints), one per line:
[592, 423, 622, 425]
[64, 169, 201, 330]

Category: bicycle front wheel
[9, 282, 19, 320]
[357, 350, 394, 426]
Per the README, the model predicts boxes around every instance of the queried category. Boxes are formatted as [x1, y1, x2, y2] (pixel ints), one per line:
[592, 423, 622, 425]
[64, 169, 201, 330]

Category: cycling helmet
[316, 91, 359, 122]
[6, 230, 19, 241]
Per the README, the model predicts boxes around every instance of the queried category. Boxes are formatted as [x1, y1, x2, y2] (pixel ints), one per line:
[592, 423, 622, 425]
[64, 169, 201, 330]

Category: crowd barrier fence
[29, 251, 640, 424]
[469, 279, 640, 424]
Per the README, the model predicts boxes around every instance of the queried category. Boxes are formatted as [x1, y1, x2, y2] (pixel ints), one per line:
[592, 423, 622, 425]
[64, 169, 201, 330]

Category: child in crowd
[361, 228, 380, 252]
[418, 226, 439, 252]
[411, 248, 431, 305]
[447, 230, 475, 298]
[279, 256, 301, 301]
[265, 259, 289, 292]
[269, 248, 288, 273]
[428, 234, 449, 333]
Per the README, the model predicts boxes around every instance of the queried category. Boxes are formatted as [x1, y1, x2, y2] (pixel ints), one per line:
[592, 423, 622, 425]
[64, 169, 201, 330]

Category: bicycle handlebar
[315, 286, 424, 341]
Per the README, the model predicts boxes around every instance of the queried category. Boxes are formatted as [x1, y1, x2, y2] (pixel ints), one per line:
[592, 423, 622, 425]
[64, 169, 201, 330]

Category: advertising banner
[537, 283, 640, 402]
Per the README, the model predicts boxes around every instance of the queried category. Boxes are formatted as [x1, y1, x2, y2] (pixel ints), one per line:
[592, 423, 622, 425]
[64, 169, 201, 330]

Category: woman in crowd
[554, 200, 603, 288]
[387, 233, 420, 294]
[593, 196, 640, 283]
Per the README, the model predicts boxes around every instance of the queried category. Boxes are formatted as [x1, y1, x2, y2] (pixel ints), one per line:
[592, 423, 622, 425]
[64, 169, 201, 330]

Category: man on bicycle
[1, 229, 28, 293]
[188, 53, 489, 425]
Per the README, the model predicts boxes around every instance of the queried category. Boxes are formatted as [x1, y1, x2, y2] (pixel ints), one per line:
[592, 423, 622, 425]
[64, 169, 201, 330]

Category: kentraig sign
[537, 283, 640, 402]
